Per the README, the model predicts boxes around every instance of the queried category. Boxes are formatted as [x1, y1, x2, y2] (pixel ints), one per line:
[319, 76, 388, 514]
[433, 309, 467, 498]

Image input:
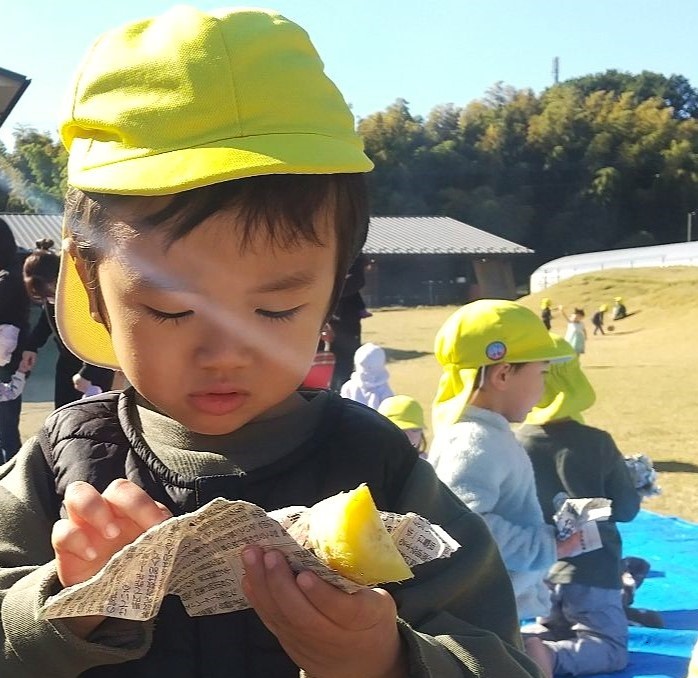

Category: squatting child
[428, 300, 582, 626]
[516, 335, 641, 677]
[0, 7, 543, 677]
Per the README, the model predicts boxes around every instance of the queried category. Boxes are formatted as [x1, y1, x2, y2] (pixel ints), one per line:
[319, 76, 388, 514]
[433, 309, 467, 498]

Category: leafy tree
[0, 126, 66, 213]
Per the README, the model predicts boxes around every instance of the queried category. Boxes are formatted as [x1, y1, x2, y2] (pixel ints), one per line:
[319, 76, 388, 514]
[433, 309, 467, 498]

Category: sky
[2, 0, 698, 150]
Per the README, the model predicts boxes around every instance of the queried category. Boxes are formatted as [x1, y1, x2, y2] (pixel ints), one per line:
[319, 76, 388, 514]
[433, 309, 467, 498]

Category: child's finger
[242, 548, 306, 632]
[101, 478, 172, 531]
[52, 518, 99, 563]
[64, 481, 121, 540]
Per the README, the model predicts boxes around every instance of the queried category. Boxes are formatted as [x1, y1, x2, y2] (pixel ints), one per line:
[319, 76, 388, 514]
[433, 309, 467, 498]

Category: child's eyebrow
[252, 271, 317, 294]
[129, 273, 192, 293]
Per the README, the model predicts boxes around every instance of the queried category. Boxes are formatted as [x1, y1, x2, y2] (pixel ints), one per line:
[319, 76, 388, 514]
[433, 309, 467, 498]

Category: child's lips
[187, 389, 249, 416]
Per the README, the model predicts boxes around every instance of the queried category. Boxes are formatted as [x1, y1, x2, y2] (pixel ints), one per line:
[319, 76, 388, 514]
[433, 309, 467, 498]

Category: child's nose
[194, 317, 256, 369]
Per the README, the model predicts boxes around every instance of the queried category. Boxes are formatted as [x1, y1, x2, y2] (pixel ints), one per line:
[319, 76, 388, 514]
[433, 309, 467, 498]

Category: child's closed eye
[255, 305, 304, 322]
[144, 306, 193, 324]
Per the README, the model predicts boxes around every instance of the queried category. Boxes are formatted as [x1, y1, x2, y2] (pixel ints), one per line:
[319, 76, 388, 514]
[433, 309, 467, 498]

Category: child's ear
[67, 238, 106, 326]
[488, 363, 514, 391]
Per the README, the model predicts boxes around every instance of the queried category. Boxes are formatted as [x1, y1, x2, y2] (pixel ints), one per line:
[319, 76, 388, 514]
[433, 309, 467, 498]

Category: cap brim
[67, 133, 374, 195]
[56, 225, 119, 369]
[508, 342, 576, 366]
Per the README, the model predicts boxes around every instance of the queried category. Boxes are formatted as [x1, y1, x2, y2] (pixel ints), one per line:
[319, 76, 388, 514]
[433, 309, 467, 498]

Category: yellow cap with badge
[432, 299, 574, 430]
[55, 6, 373, 368]
[525, 334, 596, 425]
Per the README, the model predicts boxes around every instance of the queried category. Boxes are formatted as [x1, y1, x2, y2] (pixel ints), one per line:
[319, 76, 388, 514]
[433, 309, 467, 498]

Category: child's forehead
[108, 202, 337, 252]
[105, 210, 337, 290]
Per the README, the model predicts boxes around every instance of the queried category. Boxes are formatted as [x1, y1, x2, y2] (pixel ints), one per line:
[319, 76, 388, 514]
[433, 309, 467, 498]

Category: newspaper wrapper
[38, 497, 459, 622]
[553, 493, 612, 556]
[624, 454, 661, 498]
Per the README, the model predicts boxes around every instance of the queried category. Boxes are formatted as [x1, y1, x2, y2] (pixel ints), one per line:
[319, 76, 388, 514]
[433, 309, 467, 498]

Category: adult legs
[54, 351, 85, 408]
[329, 330, 360, 391]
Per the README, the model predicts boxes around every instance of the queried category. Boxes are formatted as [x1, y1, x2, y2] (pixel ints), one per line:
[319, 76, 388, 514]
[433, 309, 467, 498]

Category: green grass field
[362, 266, 698, 523]
[19, 266, 698, 521]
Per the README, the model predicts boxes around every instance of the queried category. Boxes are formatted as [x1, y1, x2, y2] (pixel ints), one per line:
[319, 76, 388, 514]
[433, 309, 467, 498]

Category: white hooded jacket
[340, 343, 393, 410]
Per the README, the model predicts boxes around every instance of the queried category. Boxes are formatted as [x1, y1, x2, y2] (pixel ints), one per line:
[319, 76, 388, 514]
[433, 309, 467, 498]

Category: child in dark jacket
[516, 335, 641, 676]
[0, 8, 542, 677]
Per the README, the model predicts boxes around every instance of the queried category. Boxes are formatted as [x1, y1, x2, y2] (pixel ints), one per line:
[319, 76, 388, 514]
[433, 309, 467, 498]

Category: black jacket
[517, 420, 641, 588]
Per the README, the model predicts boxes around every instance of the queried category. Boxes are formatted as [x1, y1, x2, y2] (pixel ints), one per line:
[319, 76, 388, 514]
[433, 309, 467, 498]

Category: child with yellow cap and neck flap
[516, 335, 640, 677]
[0, 7, 545, 678]
[427, 300, 582, 669]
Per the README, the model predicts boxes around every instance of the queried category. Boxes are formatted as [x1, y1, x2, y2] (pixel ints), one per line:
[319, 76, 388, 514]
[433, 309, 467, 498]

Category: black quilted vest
[38, 390, 417, 678]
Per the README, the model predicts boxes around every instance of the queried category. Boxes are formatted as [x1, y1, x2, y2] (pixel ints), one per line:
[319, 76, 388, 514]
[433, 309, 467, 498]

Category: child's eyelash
[144, 306, 193, 324]
[256, 306, 303, 322]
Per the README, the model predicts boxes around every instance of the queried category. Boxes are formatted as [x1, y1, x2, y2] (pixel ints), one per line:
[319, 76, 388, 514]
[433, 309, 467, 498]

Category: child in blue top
[428, 300, 582, 627]
[0, 7, 542, 677]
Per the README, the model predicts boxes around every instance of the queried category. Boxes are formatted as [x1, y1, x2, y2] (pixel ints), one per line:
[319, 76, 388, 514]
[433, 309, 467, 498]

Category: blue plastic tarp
[593, 510, 698, 678]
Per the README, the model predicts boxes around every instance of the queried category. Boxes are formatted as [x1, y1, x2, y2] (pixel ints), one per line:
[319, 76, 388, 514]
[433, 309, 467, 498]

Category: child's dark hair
[64, 174, 369, 317]
[574, 308, 585, 317]
[23, 239, 60, 301]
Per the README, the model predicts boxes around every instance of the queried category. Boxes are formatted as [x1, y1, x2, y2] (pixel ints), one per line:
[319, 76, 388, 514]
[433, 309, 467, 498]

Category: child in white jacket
[340, 342, 393, 409]
[428, 300, 581, 629]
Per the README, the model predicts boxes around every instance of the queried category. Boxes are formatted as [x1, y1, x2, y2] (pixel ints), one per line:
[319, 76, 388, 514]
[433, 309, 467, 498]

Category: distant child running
[340, 342, 393, 409]
[591, 305, 607, 335]
[516, 335, 641, 676]
[0, 8, 541, 677]
[560, 306, 586, 354]
[428, 300, 582, 628]
[378, 395, 427, 457]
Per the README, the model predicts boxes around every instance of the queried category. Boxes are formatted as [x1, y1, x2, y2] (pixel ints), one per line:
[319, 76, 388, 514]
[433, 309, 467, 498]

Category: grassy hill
[362, 266, 698, 522]
[18, 266, 698, 521]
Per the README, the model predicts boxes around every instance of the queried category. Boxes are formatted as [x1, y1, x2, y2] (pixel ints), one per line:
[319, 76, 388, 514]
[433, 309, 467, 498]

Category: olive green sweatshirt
[0, 394, 542, 677]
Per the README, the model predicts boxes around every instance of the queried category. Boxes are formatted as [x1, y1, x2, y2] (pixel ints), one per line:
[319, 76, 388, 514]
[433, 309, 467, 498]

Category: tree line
[2, 70, 698, 265]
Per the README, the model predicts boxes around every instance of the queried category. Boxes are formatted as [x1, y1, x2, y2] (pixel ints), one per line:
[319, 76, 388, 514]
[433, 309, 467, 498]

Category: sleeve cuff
[3, 562, 153, 675]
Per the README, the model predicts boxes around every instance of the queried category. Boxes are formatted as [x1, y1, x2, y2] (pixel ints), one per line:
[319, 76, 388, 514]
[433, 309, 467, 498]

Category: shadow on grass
[654, 461, 698, 474]
[607, 328, 644, 335]
[384, 348, 431, 362]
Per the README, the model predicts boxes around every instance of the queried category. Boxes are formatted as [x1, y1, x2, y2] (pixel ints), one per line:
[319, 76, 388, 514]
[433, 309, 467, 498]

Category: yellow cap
[56, 6, 373, 369]
[526, 335, 596, 425]
[614, 297, 623, 303]
[541, 297, 551, 309]
[432, 300, 574, 430]
[599, 304, 608, 312]
[378, 396, 425, 431]
[59, 6, 372, 194]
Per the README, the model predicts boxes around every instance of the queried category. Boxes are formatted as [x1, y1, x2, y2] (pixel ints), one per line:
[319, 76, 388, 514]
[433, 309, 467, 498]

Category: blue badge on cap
[485, 341, 507, 361]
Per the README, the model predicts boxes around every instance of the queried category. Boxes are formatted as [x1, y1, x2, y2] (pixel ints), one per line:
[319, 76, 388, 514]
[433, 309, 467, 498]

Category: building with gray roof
[363, 216, 532, 305]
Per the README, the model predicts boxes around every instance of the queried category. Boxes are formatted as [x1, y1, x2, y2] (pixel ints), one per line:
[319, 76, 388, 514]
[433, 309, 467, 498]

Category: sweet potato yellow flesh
[308, 484, 413, 586]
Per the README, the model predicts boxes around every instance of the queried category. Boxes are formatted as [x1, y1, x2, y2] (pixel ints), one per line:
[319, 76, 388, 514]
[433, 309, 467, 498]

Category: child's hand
[20, 350, 37, 372]
[52, 479, 172, 589]
[556, 531, 583, 558]
[242, 547, 407, 678]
